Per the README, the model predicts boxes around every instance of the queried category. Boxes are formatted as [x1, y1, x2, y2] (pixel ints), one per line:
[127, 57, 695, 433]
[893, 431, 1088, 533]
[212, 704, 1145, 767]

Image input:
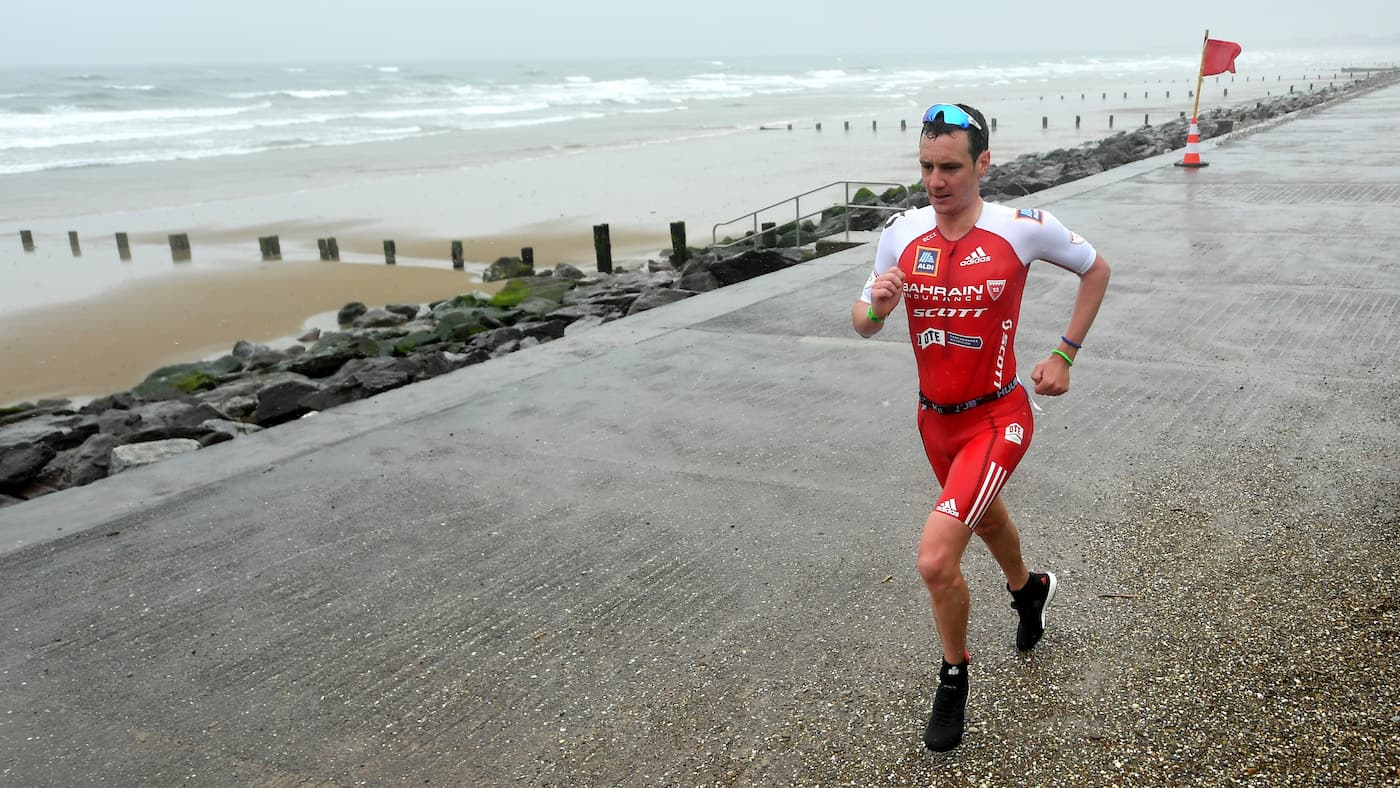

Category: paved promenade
[2, 83, 1397, 786]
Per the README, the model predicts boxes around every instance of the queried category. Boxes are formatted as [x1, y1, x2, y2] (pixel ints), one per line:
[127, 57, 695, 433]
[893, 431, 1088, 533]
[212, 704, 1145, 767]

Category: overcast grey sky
[3, 0, 1398, 67]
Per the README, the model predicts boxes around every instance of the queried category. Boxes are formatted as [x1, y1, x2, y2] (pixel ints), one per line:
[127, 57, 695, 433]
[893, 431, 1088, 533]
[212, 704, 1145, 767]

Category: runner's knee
[916, 541, 963, 590]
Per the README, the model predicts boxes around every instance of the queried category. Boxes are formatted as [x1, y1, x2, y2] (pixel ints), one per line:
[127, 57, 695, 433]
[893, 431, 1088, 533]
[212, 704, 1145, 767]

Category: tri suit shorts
[917, 384, 1034, 530]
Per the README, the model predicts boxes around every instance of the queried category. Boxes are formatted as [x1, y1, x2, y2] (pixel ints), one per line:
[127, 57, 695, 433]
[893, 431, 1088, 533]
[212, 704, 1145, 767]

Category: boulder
[552, 263, 586, 280]
[78, 393, 135, 416]
[514, 319, 569, 342]
[40, 433, 118, 488]
[475, 326, 523, 351]
[231, 340, 271, 361]
[200, 419, 264, 439]
[96, 409, 143, 438]
[248, 348, 290, 370]
[286, 332, 379, 378]
[0, 442, 56, 485]
[110, 439, 202, 475]
[413, 351, 455, 381]
[297, 327, 322, 343]
[128, 400, 225, 433]
[709, 249, 802, 287]
[482, 256, 535, 282]
[393, 331, 441, 356]
[337, 302, 368, 325]
[385, 303, 421, 319]
[337, 357, 422, 395]
[626, 288, 697, 316]
[488, 276, 576, 309]
[678, 270, 720, 292]
[251, 380, 322, 426]
[354, 308, 409, 329]
[0, 414, 96, 453]
[132, 356, 244, 399]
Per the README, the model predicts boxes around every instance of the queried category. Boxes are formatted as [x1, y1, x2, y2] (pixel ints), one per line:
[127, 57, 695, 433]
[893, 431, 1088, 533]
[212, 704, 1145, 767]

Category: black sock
[940, 656, 969, 686]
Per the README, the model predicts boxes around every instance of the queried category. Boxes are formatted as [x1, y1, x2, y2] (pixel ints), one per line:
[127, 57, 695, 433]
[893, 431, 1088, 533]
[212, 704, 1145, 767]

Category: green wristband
[1050, 348, 1074, 367]
[867, 305, 885, 323]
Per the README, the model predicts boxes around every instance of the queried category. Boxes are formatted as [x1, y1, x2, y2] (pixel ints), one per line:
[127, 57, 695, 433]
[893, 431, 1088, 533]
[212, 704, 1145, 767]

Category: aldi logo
[987, 279, 1006, 301]
[913, 247, 941, 276]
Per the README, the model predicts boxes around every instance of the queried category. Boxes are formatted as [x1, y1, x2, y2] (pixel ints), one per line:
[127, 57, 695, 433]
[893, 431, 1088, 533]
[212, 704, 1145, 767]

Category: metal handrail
[710, 180, 913, 258]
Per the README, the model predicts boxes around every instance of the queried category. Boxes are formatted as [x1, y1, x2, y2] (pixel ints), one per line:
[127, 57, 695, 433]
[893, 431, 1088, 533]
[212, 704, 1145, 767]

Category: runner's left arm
[1029, 212, 1111, 395]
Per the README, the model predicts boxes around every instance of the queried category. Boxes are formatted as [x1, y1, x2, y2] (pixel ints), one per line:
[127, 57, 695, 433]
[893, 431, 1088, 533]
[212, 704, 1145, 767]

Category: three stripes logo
[966, 461, 1010, 528]
[936, 499, 961, 519]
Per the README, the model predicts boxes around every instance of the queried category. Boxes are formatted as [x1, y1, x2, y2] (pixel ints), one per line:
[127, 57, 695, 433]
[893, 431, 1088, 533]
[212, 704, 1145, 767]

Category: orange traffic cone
[1175, 117, 1208, 168]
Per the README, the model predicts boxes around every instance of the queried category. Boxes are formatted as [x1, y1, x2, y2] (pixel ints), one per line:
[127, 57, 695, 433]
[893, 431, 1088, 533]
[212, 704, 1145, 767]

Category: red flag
[1201, 38, 1242, 76]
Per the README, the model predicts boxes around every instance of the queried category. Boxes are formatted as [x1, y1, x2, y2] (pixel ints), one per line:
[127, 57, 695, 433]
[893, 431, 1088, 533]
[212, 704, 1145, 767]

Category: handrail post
[844, 183, 852, 240]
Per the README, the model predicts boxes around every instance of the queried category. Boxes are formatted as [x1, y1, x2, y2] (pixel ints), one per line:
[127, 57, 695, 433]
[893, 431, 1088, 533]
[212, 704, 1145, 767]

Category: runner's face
[919, 131, 989, 216]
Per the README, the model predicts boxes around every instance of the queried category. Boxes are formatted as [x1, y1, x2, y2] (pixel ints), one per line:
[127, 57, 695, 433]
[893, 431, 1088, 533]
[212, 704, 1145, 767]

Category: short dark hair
[921, 103, 989, 160]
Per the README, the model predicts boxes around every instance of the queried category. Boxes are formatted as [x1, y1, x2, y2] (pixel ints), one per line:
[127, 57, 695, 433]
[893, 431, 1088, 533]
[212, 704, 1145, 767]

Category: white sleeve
[859, 219, 904, 303]
[1034, 210, 1097, 274]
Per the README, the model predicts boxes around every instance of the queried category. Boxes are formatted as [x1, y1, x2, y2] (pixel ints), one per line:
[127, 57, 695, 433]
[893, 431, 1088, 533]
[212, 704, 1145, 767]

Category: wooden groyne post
[521, 246, 534, 268]
[383, 240, 396, 265]
[20, 230, 34, 251]
[326, 237, 340, 261]
[115, 232, 131, 261]
[259, 235, 282, 261]
[451, 241, 464, 270]
[68, 231, 82, 256]
[670, 221, 687, 264]
[169, 233, 191, 262]
[593, 224, 612, 274]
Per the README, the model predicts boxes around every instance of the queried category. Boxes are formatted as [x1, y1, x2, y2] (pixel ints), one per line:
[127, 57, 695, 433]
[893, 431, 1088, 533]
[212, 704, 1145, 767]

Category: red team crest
[986, 279, 1006, 301]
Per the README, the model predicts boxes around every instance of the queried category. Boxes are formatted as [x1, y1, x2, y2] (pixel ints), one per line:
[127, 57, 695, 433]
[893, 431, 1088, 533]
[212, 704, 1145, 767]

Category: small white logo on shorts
[936, 499, 961, 518]
[1005, 423, 1024, 445]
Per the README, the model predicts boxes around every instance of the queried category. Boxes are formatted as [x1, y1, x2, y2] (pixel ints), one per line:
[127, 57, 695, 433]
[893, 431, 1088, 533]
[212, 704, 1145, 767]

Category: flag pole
[1192, 29, 1209, 121]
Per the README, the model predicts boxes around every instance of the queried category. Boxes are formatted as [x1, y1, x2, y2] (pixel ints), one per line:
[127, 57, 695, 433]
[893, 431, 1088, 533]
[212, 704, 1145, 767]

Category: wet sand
[0, 258, 503, 405]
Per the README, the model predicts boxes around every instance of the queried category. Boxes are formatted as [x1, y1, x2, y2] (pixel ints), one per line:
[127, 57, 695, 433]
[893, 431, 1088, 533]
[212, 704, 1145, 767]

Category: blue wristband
[1060, 335, 1083, 350]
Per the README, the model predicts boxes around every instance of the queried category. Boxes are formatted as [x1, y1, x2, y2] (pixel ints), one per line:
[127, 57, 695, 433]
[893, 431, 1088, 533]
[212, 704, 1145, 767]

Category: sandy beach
[0, 258, 504, 404]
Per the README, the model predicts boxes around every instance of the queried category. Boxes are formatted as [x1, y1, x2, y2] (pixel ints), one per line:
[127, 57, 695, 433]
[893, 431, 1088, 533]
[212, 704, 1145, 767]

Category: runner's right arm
[852, 221, 904, 337]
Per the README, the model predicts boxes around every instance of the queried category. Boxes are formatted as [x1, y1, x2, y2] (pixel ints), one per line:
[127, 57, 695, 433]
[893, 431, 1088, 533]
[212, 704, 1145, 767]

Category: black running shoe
[923, 656, 970, 752]
[1010, 571, 1058, 651]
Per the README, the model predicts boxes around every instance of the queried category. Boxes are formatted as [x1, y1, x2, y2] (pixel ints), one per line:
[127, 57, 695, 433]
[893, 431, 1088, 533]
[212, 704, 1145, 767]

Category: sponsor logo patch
[987, 279, 1006, 301]
[1069, 231, 1086, 245]
[912, 307, 988, 318]
[913, 247, 941, 276]
[863, 270, 877, 290]
[917, 328, 983, 349]
[958, 245, 992, 267]
[1016, 208, 1044, 224]
[936, 499, 961, 519]
[1005, 423, 1024, 446]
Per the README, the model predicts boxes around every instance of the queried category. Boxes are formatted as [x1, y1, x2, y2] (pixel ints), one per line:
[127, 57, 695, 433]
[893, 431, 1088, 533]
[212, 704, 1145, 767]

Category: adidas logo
[936, 499, 961, 518]
[958, 246, 992, 267]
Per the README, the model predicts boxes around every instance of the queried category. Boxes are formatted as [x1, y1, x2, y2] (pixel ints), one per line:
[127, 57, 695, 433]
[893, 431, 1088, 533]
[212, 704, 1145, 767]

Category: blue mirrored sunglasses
[922, 103, 982, 131]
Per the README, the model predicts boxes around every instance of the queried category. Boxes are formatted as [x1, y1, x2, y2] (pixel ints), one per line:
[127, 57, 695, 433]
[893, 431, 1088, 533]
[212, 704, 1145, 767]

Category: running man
[852, 102, 1111, 752]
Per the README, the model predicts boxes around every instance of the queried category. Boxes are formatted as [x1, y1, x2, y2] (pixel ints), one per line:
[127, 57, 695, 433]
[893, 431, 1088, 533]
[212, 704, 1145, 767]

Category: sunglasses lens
[922, 103, 979, 130]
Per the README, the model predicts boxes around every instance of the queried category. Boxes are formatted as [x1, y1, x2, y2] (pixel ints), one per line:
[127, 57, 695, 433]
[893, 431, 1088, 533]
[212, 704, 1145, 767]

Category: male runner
[851, 102, 1110, 752]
